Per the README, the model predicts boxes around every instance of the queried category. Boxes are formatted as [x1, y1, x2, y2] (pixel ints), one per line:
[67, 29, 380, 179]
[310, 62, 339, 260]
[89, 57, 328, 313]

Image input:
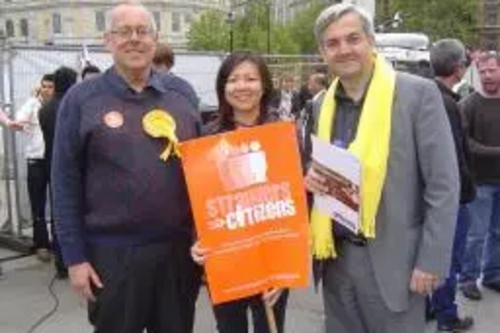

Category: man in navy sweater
[51, 3, 201, 333]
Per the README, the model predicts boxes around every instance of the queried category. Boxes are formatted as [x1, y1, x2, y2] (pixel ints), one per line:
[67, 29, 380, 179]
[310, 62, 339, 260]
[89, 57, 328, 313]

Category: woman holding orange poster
[191, 51, 289, 333]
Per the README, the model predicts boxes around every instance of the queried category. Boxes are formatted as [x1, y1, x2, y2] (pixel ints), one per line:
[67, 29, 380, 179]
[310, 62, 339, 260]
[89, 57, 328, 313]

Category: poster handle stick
[264, 300, 278, 333]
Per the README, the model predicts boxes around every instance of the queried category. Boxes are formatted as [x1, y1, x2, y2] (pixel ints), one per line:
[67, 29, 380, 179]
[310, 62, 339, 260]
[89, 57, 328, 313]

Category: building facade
[476, 0, 500, 50]
[0, 0, 230, 48]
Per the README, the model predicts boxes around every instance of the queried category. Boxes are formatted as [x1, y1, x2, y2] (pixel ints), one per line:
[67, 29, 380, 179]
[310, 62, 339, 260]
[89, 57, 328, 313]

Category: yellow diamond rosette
[142, 109, 181, 161]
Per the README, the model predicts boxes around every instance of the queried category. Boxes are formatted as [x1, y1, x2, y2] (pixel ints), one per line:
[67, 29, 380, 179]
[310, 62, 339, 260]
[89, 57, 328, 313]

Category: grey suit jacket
[310, 72, 460, 312]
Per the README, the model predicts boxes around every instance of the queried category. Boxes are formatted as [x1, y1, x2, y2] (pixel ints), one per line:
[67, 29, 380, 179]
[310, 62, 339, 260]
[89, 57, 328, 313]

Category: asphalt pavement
[0, 249, 499, 333]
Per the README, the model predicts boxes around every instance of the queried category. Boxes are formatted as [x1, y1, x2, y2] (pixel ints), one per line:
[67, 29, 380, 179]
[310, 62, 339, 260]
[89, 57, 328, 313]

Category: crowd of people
[1, 1, 500, 333]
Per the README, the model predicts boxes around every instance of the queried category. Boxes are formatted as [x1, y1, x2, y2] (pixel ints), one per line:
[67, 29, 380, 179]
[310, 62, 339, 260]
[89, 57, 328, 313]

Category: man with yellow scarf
[304, 3, 460, 333]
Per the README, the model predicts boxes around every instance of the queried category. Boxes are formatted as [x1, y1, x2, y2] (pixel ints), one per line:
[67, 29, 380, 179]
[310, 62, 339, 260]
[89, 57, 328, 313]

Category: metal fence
[0, 43, 324, 251]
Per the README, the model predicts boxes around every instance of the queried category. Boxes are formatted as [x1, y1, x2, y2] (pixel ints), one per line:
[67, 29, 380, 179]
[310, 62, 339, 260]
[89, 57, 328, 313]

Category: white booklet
[311, 135, 361, 234]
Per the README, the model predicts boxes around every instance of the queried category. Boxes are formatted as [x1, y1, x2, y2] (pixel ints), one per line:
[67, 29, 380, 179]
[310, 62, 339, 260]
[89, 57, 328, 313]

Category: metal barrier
[0, 43, 323, 251]
[1, 39, 32, 252]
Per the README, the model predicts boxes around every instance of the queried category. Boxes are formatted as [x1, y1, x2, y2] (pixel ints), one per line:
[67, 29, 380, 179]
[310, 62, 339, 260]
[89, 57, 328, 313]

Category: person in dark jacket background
[269, 73, 301, 120]
[429, 38, 475, 332]
[191, 51, 288, 333]
[39, 66, 78, 173]
[39, 66, 78, 279]
[81, 63, 101, 80]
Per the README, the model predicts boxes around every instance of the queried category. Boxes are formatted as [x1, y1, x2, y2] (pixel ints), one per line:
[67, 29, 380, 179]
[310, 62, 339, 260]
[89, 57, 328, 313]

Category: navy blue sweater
[52, 68, 201, 266]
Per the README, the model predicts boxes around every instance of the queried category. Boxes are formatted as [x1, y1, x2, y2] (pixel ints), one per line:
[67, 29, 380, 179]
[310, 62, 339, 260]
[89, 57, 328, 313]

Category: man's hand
[410, 269, 440, 295]
[191, 240, 210, 266]
[68, 262, 103, 302]
[304, 162, 329, 195]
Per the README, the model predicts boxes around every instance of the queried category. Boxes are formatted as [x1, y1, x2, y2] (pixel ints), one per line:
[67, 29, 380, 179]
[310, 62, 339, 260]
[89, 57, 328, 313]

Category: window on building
[487, 11, 498, 26]
[484, 33, 498, 50]
[172, 12, 181, 33]
[52, 13, 62, 34]
[95, 11, 106, 32]
[5, 20, 14, 37]
[20, 18, 29, 37]
[153, 12, 161, 31]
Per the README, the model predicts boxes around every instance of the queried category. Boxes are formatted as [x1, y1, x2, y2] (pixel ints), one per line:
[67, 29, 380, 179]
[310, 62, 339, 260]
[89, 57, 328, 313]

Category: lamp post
[226, 11, 235, 53]
[266, 0, 271, 54]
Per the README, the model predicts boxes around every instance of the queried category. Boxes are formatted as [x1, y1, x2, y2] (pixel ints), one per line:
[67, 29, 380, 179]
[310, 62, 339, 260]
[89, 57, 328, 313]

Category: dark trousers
[322, 243, 425, 333]
[46, 174, 65, 273]
[213, 290, 289, 333]
[431, 205, 471, 326]
[27, 159, 50, 249]
[88, 241, 201, 333]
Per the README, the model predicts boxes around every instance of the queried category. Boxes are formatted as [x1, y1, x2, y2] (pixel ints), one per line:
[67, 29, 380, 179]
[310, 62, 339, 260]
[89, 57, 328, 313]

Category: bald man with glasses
[51, 2, 202, 332]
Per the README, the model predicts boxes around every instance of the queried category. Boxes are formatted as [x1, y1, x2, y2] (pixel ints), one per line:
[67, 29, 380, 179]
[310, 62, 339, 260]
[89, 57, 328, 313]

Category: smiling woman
[191, 51, 289, 333]
[208, 51, 278, 134]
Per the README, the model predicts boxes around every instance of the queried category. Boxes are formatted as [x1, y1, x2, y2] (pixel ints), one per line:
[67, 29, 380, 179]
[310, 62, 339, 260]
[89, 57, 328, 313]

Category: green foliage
[187, 0, 478, 54]
[187, 9, 228, 51]
[385, 0, 477, 45]
[286, 0, 328, 54]
[187, 0, 301, 54]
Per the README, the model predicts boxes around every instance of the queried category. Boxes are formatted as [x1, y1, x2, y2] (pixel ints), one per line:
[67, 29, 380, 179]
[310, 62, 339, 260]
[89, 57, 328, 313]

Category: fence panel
[1, 45, 326, 250]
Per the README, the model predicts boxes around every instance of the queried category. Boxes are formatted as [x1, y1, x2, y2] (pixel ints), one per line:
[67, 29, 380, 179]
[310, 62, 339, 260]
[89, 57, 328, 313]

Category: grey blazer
[311, 72, 460, 312]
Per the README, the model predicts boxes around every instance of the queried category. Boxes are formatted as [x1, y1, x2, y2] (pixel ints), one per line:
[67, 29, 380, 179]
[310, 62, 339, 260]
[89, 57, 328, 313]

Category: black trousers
[45, 172, 65, 273]
[27, 159, 50, 249]
[213, 290, 289, 333]
[88, 241, 201, 333]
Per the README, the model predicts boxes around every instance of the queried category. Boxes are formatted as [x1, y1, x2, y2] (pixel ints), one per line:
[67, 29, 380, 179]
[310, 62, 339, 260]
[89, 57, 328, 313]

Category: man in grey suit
[304, 3, 459, 333]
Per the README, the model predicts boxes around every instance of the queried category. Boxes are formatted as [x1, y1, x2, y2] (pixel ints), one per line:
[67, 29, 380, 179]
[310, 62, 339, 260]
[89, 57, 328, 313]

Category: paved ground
[1, 248, 500, 333]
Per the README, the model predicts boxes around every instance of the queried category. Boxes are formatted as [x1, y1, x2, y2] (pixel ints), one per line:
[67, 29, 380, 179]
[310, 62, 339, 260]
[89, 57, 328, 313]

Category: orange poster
[179, 122, 310, 304]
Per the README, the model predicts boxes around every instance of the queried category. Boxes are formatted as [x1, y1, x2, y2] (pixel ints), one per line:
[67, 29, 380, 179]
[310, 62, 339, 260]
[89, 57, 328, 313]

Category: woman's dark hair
[215, 51, 273, 129]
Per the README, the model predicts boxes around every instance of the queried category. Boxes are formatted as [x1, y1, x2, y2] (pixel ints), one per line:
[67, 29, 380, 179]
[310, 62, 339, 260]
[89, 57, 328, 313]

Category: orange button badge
[103, 111, 124, 129]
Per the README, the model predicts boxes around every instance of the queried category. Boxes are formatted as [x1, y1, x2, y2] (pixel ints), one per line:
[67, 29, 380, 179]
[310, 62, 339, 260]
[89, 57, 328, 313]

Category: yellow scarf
[311, 54, 396, 259]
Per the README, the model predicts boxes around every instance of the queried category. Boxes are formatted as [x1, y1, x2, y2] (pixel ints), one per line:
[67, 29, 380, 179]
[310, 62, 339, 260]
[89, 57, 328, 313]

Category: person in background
[51, 3, 201, 332]
[304, 4, 459, 333]
[295, 75, 314, 114]
[307, 72, 329, 102]
[15, 74, 55, 262]
[81, 64, 101, 80]
[429, 38, 475, 332]
[39, 66, 77, 279]
[153, 42, 200, 113]
[191, 51, 288, 333]
[153, 42, 175, 73]
[299, 72, 329, 155]
[269, 73, 300, 120]
[1, 108, 23, 130]
[459, 51, 500, 301]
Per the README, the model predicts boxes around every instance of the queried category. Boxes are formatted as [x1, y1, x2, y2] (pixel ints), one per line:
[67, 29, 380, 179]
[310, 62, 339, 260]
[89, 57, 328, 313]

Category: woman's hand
[191, 240, 210, 266]
[262, 288, 283, 307]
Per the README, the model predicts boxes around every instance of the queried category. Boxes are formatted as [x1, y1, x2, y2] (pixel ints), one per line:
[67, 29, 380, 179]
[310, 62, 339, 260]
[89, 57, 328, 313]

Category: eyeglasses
[109, 26, 156, 40]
